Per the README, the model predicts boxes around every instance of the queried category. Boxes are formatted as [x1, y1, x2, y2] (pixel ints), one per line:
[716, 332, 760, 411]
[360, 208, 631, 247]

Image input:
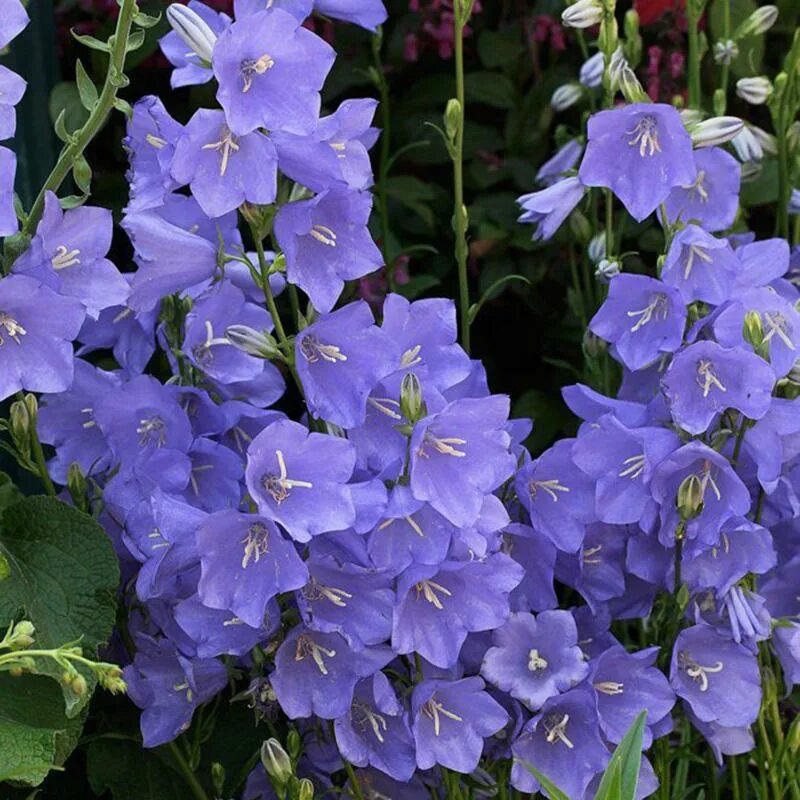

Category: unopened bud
[690, 116, 744, 148]
[619, 65, 648, 103]
[551, 83, 583, 111]
[400, 373, 425, 423]
[67, 462, 88, 511]
[735, 5, 778, 39]
[298, 777, 314, 800]
[562, 0, 603, 29]
[588, 233, 606, 264]
[261, 739, 293, 786]
[743, 310, 764, 348]
[286, 728, 302, 760]
[7, 620, 35, 650]
[579, 52, 604, 89]
[97, 664, 127, 694]
[9, 393, 36, 443]
[623, 10, 642, 66]
[731, 125, 764, 162]
[225, 325, 282, 360]
[71, 673, 88, 696]
[736, 76, 772, 105]
[712, 88, 726, 117]
[582, 330, 607, 358]
[211, 763, 226, 797]
[713, 39, 739, 66]
[676, 474, 704, 521]
[444, 98, 461, 143]
[789, 188, 800, 216]
[594, 258, 620, 283]
[166, 4, 217, 63]
[749, 124, 777, 156]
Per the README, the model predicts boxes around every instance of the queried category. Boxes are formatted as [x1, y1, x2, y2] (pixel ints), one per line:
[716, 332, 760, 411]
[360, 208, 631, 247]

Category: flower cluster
[515, 85, 800, 792]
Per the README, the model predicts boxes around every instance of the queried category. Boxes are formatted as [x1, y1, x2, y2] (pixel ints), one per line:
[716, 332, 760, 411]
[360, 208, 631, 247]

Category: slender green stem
[166, 741, 209, 800]
[686, 0, 702, 109]
[730, 755, 742, 800]
[731, 417, 749, 468]
[343, 759, 365, 800]
[452, 12, 470, 355]
[288, 284, 302, 331]
[604, 189, 614, 260]
[31, 424, 56, 497]
[22, 0, 138, 236]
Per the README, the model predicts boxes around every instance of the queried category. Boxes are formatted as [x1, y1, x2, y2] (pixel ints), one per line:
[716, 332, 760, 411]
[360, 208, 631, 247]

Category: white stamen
[529, 478, 570, 502]
[415, 579, 452, 610]
[261, 449, 313, 504]
[201, 126, 240, 177]
[626, 115, 662, 157]
[241, 54, 275, 92]
[619, 453, 646, 479]
[594, 681, 625, 695]
[627, 293, 669, 332]
[51, 244, 81, 270]
[401, 345, 423, 368]
[300, 335, 347, 364]
[421, 697, 463, 736]
[528, 649, 549, 672]
[241, 522, 270, 568]
[696, 359, 727, 397]
[543, 713, 574, 748]
[294, 635, 336, 675]
[309, 224, 337, 247]
[678, 651, 724, 692]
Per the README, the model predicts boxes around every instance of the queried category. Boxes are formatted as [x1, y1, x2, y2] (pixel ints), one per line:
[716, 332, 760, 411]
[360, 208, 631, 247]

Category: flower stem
[22, 0, 138, 236]
[166, 740, 209, 800]
[686, 0, 703, 110]
[452, 10, 470, 355]
[343, 759, 365, 800]
[30, 424, 56, 497]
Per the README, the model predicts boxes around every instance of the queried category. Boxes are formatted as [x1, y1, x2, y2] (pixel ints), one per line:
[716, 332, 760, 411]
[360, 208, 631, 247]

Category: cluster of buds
[261, 736, 314, 800]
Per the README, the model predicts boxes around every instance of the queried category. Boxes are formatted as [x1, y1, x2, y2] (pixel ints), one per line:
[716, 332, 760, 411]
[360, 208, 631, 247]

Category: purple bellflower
[275, 188, 384, 313]
[0, 65, 26, 140]
[579, 102, 697, 222]
[213, 8, 335, 136]
[0, 146, 17, 236]
[0, 0, 29, 48]
[171, 108, 278, 218]
[313, 0, 387, 30]
[517, 176, 586, 241]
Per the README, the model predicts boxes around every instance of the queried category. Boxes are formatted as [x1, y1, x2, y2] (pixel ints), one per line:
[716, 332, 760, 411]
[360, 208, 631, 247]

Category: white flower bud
[588, 233, 606, 264]
[731, 125, 764, 162]
[608, 47, 627, 89]
[713, 39, 739, 65]
[736, 5, 778, 38]
[562, 0, 603, 29]
[619, 65, 648, 103]
[595, 258, 621, 283]
[551, 83, 584, 111]
[789, 188, 800, 216]
[225, 325, 281, 359]
[689, 116, 744, 148]
[740, 160, 762, 182]
[166, 4, 217, 64]
[579, 52, 605, 89]
[749, 124, 778, 156]
[736, 76, 772, 105]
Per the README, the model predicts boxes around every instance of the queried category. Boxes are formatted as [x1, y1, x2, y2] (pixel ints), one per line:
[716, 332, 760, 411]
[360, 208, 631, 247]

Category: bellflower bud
[789, 188, 800, 216]
[579, 52, 605, 89]
[731, 125, 764, 162]
[166, 4, 217, 64]
[735, 5, 779, 38]
[736, 76, 772, 105]
[261, 739, 293, 787]
[225, 325, 283, 360]
[676, 474, 705, 521]
[298, 778, 315, 800]
[562, 0, 603, 29]
[619, 65, 648, 103]
[67, 462, 89, 512]
[551, 83, 584, 111]
[749, 124, 778, 156]
[6, 620, 35, 650]
[594, 258, 620, 283]
[588, 232, 606, 263]
[623, 9, 642, 66]
[400, 372, 426, 423]
[689, 116, 744, 148]
[743, 310, 764, 349]
[444, 98, 462, 144]
[211, 763, 226, 797]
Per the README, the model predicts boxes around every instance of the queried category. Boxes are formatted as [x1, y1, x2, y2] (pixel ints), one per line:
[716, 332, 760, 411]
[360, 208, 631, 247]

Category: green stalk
[343, 760, 366, 800]
[452, 7, 470, 355]
[31, 427, 56, 497]
[166, 740, 209, 800]
[22, 0, 138, 236]
[686, 0, 703, 109]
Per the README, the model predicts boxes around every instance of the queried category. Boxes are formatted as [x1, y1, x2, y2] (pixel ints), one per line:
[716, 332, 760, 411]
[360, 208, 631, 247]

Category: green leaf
[74, 59, 99, 111]
[515, 759, 570, 800]
[70, 29, 111, 53]
[594, 710, 648, 800]
[48, 82, 89, 137]
[126, 28, 147, 52]
[0, 496, 119, 715]
[385, 175, 438, 228]
[465, 72, 518, 109]
[0, 673, 84, 785]
[72, 155, 92, 195]
[87, 739, 194, 800]
[133, 9, 162, 28]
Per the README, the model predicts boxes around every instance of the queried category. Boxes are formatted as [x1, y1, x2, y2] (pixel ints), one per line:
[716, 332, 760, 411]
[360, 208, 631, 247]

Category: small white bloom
[619, 65, 648, 103]
[690, 116, 744, 148]
[562, 0, 603, 29]
[736, 76, 772, 105]
[588, 233, 606, 264]
[166, 4, 217, 64]
[789, 188, 800, 216]
[551, 83, 584, 111]
[595, 258, 621, 283]
[749, 124, 778, 156]
[579, 52, 605, 89]
[713, 39, 739, 66]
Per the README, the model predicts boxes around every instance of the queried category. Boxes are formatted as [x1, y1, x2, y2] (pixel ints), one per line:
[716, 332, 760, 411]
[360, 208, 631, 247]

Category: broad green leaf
[594, 710, 648, 800]
[0, 496, 119, 716]
[516, 759, 570, 800]
[87, 739, 194, 800]
[0, 674, 84, 785]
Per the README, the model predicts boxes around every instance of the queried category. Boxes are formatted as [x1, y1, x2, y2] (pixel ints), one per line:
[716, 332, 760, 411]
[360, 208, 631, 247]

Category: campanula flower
[536, 139, 583, 186]
[411, 676, 508, 773]
[661, 224, 740, 305]
[670, 625, 761, 727]
[510, 688, 609, 797]
[0, 146, 16, 235]
[275, 188, 384, 314]
[579, 103, 696, 222]
[295, 300, 396, 428]
[245, 418, 357, 541]
[589, 274, 687, 370]
[270, 627, 393, 719]
[515, 438, 596, 552]
[213, 9, 335, 136]
[661, 147, 741, 232]
[171, 109, 278, 218]
[13, 192, 129, 318]
[0, 275, 85, 401]
[0, 0, 29, 48]
[732, 238, 790, 290]
[313, 0, 387, 30]
[517, 176, 586, 241]
[481, 610, 588, 710]
[661, 341, 776, 435]
[196, 510, 308, 628]
[0, 65, 26, 140]
[334, 673, 416, 781]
